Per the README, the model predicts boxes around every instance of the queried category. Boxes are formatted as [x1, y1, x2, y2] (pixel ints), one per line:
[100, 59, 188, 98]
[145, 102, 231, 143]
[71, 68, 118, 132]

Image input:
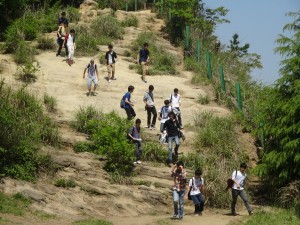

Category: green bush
[91, 15, 124, 39]
[72, 219, 113, 225]
[74, 142, 96, 153]
[16, 63, 39, 83]
[13, 41, 36, 64]
[295, 202, 300, 219]
[0, 192, 31, 216]
[142, 142, 168, 163]
[0, 81, 60, 180]
[197, 94, 209, 104]
[37, 36, 55, 50]
[55, 179, 76, 188]
[121, 15, 138, 27]
[43, 93, 58, 113]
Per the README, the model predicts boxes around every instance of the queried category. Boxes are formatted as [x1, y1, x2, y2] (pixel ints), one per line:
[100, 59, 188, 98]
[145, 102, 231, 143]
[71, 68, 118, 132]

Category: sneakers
[150, 125, 156, 129]
[134, 160, 142, 164]
[249, 211, 253, 215]
[108, 79, 112, 83]
[91, 92, 96, 96]
[86, 92, 91, 96]
[112, 77, 117, 80]
[231, 212, 237, 216]
[172, 214, 178, 218]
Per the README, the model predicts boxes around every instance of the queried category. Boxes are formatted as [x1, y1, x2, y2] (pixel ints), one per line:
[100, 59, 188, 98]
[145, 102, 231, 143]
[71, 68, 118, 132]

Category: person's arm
[74, 36, 76, 49]
[83, 67, 87, 78]
[114, 52, 117, 62]
[128, 127, 136, 141]
[125, 96, 134, 106]
[96, 67, 99, 79]
[163, 121, 168, 133]
[232, 170, 240, 189]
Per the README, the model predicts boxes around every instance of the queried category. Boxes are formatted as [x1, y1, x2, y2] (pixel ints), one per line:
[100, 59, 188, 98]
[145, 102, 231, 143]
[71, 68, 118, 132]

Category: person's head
[90, 59, 94, 65]
[61, 12, 66, 18]
[70, 29, 75, 34]
[240, 162, 248, 172]
[164, 99, 170, 106]
[174, 88, 179, 94]
[135, 118, 141, 127]
[128, 85, 135, 93]
[149, 85, 154, 92]
[176, 161, 184, 172]
[168, 111, 176, 120]
[195, 169, 202, 179]
[143, 43, 148, 49]
[108, 44, 113, 51]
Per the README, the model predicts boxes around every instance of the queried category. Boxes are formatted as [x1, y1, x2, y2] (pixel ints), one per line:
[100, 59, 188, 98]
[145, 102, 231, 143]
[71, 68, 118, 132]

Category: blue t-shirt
[139, 49, 150, 62]
[123, 92, 131, 109]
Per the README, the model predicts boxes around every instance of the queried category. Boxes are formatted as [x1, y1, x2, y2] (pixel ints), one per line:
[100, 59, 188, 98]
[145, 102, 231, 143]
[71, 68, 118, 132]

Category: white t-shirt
[67, 34, 75, 46]
[87, 64, 97, 78]
[189, 177, 204, 195]
[232, 170, 246, 190]
[170, 93, 181, 108]
[108, 52, 113, 64]
[144, 92, 155, 107]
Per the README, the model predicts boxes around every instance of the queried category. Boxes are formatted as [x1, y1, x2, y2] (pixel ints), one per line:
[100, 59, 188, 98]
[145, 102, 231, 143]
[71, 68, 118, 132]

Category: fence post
[206, 50, 212, 80]
[219, 64, 226, 92]
[126, 2, 128, 12]
[185, 25, 190, 50]
[160, 0, 163, 14]
[135, 0, 137, 11]
[196, 39, 201, 63]
[259, 121, 265, 149]
[236, 83, 243, 111]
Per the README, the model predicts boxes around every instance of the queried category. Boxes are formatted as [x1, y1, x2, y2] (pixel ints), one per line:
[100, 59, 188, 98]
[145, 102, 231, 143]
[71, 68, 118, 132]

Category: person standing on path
[123, 85, 136, 120]
[137, 42, 150, 83]
[143, 85, 157, 129]
[188, 169, 205, 216]
[58, 11, 68, 25]
[231, 163, 253, 216]
[56, 21, 68, 57]
[64, 29, 76, 66]
[128, 118, 143, 164]
[171, 161, 187, 220]
[170, 88, 183, 128]
[83, 60, 99, 96]
[105, 44, 118, 83]
[163, 111, 182, 165]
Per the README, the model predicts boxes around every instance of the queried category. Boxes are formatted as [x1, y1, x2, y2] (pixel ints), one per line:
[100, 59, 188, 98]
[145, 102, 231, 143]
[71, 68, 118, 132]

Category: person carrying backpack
[230, 163, 253, 216]
[122, 85, 136, 120]
[128, 118, 143, 164]
[83, 60, 99, 96]
[170, 88, 183, 128]
[188, 169, 205, 216]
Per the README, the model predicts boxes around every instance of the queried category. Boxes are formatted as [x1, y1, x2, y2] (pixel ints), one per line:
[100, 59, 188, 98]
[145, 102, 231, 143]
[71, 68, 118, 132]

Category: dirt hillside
[0, 1, 256, 225]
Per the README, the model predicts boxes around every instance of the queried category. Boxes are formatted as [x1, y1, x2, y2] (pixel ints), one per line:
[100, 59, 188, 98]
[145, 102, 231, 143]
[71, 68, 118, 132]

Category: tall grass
[0, 193, 31, 216]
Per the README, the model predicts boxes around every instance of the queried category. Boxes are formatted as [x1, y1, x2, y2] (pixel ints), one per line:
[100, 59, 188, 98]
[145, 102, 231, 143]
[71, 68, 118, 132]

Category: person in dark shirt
[163, 111, 182, 165]
[105, 44, 118, 83]
[128, 118, 143, 164]
[122, 85, 136, 120]
[137, 42, 150, 83]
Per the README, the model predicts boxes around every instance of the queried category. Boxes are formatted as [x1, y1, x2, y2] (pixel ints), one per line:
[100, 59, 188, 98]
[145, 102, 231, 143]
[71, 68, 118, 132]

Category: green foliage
[233, 208, 299, 225]
[55, 179, 76, 188]
[253, 11, 300, 186]
[74, 107, 134, 175]
[0, 81, 60, 180]
[121, 15, 138, 27]
[13, 41, 36, 64]
[91, 15, 124, 39]
[72, 219, 113, 225]
[16, 63, 39, 83]
[43, 93, 58, 113]
[72, 105, 104, 134]
[0, 192, 31, 216]
[74, 142, 95, 153]
[228, 33, 250, 57]
[142, 142, 168, 163]
[277, 181, 300, 208]
[196, 94, 209, 104]
[97, 0, 144, 11]
[37, 36, 55, 50]
[295, 202, 300, 219]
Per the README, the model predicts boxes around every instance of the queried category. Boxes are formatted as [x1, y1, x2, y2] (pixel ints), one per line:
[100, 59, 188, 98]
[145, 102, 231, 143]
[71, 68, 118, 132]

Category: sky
[205, 0, 300, 85]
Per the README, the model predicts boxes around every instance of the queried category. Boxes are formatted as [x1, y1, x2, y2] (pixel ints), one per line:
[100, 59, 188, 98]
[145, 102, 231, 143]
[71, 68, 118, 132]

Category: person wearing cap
[231, 162, 253, 216]
[83, 59, 99, 96]
[105, 44, 118, 83]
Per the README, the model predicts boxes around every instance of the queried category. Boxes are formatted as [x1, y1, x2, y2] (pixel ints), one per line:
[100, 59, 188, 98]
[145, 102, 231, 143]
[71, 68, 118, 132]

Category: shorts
[87, 76, 98, 88]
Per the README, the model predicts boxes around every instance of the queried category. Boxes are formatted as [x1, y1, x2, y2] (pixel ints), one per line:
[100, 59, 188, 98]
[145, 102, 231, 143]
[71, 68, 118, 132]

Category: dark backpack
[226, 170, 237, 191]
[120, 93, 126, 108]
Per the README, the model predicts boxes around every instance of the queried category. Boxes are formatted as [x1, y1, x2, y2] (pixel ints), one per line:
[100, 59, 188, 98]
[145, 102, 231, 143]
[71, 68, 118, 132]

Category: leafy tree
[228, 33, 250, 57]
[254, 11, 300, 186]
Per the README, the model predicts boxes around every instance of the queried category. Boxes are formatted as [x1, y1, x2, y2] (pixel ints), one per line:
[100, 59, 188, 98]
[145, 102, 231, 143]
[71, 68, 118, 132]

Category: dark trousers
[174, 107, 182, 127]
[57, 39, 68, 56]
[231, 189, 252, 214]
[133, 140, 142, 161]
[125, 107, 136, 120]
[146, 106, 157, 127]
[191, 193, 204, 213]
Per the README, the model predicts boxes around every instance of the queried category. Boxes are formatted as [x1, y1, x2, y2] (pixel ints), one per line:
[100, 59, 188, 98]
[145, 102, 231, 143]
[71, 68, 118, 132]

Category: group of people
[55, 11, 253, 220]
[170, 162, 253, 220]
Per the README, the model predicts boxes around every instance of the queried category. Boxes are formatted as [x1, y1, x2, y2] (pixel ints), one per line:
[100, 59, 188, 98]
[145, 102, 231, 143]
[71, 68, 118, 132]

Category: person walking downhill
[58, 11, 68, 25]
[231, 163, 253, 216]
[158, 99, 171, 143]
[163, 111, 182, 165]
[105, 44, 118, 83]
[171, 161, 187, 220]
[83, 59, 99, 96]
[137, 42, 150, 83]
[128, 118, 143, 164]
[143, 85, 157, 129]
[170, 88, 183, 128]
[122, 85, 136, 120]
[64, 29, 76, 66]
[188, 169, 205, 216]
[56, 21, 68, 57]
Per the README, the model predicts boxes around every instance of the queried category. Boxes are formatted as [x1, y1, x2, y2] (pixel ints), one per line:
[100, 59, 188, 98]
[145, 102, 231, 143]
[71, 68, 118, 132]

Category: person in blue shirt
[137, 43, 150, 83]
[123, 85, 136, 120]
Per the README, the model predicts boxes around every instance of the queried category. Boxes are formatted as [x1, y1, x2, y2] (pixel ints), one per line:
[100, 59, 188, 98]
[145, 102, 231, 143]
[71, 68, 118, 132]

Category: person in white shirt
[105, 44, 118, 83]
[170, 88, 183, 128]
[188, 169, 205, 216]
[64, 29, 76, 66]
[83, 60, 99, 96]
[231, 163, 253, 216]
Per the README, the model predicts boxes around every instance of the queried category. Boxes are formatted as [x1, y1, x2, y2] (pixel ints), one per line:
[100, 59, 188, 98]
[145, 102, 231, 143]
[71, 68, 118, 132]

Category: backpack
[226, 170, 237, 191]
[120, 93, 127, 108]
